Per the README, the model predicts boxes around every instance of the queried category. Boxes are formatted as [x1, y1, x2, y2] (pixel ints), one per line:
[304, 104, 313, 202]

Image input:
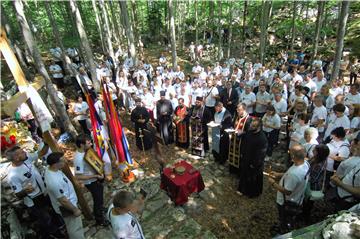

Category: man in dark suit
[220, 81, 239, 117]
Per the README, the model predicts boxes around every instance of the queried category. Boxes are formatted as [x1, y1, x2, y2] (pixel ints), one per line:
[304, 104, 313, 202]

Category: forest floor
[1, 46, 341, 238]
[58, 46, 338, 239]
[59, 111, 335, 239]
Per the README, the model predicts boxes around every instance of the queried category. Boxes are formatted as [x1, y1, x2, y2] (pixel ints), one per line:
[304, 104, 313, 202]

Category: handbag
[308, 162, 327, 201]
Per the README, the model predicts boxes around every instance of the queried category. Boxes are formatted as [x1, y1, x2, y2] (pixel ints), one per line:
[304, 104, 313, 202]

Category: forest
[2, 0, 360, 71]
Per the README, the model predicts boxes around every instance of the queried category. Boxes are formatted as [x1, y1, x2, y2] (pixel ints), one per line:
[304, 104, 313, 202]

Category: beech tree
[119, 0, 137, 64]
[13, 0, 77, 138]
[168, 0, 177, 70]
[69, 0, 99, 91]
[331, 1, 350, 81]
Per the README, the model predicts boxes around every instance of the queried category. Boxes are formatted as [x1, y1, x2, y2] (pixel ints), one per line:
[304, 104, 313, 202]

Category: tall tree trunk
[290, 0, 297, 52]
[227, 5, 233, 58]
[209, 1, 214, 42]
[260, 0, 272, 64]
[108, 0, 122, 47]
[131, 0, 139, 44]
[195, 0, 198, 45]
[217, 0, 222, 60]
[104, 1, 115, 43]
[13, 0, 78, 138]
[1, 5, 32, 80]
[331, 1, 350, 81]
[44, 1, 75, 77]
[119, 0, 137, 64]
[64, 3, 86, 63]
[168, 0, 177, 70]
[69, 0, 99, 91]
[178, 2, 185, 49]
[99, 0, 114, 59]
[313, 1, 325, 58]
[302, 1, 310, 47]
[242, 0, 248, 54]
[91, 0, 106, 52]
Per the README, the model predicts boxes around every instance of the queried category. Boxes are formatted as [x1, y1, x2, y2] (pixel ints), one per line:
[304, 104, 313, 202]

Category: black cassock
[190, 106, 212, 157]
[131, 106, 153, 150]
[156, 99, 174, 145]
[238, 129, 268, 197]
[212, 109, 233, 164]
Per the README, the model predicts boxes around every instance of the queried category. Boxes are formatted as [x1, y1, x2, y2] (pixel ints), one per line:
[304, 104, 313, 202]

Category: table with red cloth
[160, 160, 205, 205]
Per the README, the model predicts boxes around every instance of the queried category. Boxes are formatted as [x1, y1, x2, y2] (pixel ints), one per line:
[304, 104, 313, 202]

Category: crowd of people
[4, 44, 360, 238]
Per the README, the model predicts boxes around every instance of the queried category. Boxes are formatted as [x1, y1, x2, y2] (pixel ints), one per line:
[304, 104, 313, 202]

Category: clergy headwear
[160, 91, 166, 96]
[196, 96, 203, 101]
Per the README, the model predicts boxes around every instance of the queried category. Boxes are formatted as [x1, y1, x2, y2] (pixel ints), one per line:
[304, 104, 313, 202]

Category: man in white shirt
[6, 146, 65, 238]
[190, 82, 203, 107]
[49, 60, 64, 89]
[108, 190, 145, 239]
[272, 93, 288, 117]
[301, 73, 317, 99]
[312, 70, 327, 93]
[45, 152, 85, 239]
[204, 79, 219, 117]
[345, 84, 360, 106]
[311, 95, 328, 137]
[240, 85, 256, 115]
[74, 135, 107, 226]
[74, 96, 90, 135]
[255, 84, 271, 117]
[189, 42, 196, 62]
[268, 145, 309, 233]
[331, 144, 360, 211]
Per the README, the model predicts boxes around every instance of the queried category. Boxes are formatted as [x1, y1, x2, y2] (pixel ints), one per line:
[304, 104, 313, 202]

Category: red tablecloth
[160, 160, 205, 205]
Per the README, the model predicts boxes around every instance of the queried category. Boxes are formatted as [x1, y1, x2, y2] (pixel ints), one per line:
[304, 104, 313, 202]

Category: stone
[89, 228, 114, 238]
[199, 189, 216, 200]
[200, 230, 218, 239]
[84, 226, 97, 237]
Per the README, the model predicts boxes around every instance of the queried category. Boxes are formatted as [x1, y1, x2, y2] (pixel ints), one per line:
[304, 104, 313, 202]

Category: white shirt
[204, 87, 219, 107]
[337, 164, 360, 202]
[330, 87, 344, 98]
[262, 114, 281, 132]
[324, 114, 350, 138]
[190, 88, 203, 106]
[240, 92, 256, 114]
[351, 117, 360, 130]
[313, 77, 327, 92]
[288, 93, 309, 107]
[74, 151, 97, 185]
[311, 105, 328, 133]
[49, 64, 63, 78]
[301, 80, 317, 96]
[7, 153, 46, 207]
[141, 92, 155, 110]
[276, 162, 309, 205]
[255, 91, 271, 113]
[272, 99, 288, 115]
[337, 156, 360, 178]
[74, 102, 89, 121]
[326, 139, 350, 171]
[44, 169, 77, 214]
[107, 204, 145, 239]
[345, 92, 360, 106]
